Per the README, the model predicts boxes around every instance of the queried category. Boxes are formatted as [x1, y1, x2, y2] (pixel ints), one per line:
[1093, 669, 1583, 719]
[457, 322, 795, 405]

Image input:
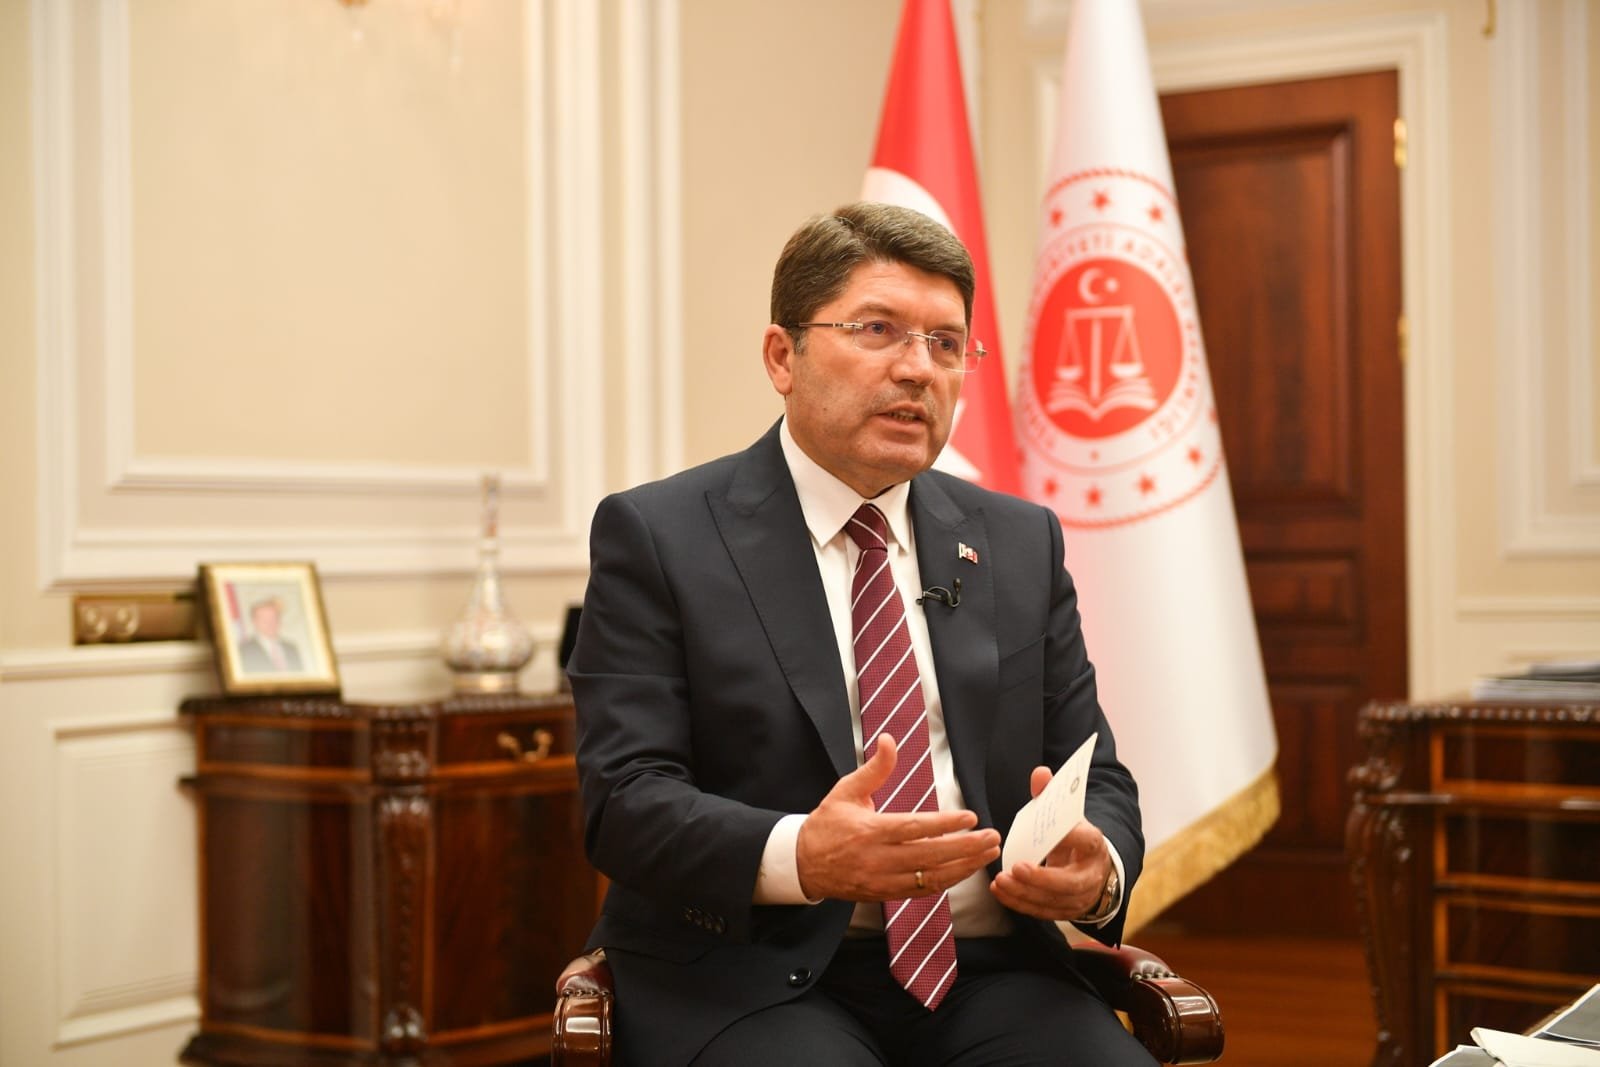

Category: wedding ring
[914, 869, 925, 891]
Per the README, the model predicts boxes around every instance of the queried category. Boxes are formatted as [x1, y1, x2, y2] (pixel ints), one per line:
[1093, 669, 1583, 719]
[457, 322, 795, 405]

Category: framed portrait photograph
[198, 562, 340, 696]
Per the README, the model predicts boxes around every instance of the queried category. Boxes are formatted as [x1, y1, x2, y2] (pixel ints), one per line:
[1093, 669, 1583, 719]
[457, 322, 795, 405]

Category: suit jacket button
[713, 918, 726, 934]
[787, 967, 812, 987]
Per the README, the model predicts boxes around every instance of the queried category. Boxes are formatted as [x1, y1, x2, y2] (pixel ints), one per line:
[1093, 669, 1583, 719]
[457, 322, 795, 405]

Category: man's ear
[762, 324, 797, 396]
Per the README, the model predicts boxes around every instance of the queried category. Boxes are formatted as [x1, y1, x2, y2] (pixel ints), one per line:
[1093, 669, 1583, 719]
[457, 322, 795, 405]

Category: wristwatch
[1078, 862, 1121, 923]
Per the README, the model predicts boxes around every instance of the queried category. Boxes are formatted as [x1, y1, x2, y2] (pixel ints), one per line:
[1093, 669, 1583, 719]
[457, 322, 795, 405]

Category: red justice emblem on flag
[1018, 170, 1222, 528]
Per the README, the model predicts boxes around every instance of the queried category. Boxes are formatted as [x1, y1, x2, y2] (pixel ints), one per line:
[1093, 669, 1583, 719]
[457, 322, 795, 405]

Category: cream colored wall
[1, 0, 37, 652]
[129, 2, 531, 468]
[1594, 3, 1600, 474]
[1, 1, 1596, 1064]
[679, 0, 900, 466]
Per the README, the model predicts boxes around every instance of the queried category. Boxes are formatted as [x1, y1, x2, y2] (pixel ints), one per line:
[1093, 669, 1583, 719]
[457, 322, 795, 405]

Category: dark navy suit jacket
[568, 422, 1142, 1065]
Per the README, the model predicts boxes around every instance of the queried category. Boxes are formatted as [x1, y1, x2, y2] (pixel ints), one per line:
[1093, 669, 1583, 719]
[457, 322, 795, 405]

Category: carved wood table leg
[1348, 710, 1425, 1067]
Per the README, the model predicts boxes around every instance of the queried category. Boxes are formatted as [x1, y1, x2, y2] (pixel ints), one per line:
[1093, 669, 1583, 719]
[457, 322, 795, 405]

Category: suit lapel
[708, 427, 857, 778]
[910, 475, 997, 829]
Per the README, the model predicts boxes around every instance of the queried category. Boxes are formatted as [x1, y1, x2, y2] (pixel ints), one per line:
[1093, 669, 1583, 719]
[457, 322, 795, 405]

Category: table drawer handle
[497, 728, 554, 763]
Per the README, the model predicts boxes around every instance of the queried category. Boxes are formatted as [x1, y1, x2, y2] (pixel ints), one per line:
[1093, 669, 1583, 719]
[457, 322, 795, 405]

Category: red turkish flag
[862, 0, 1019, 496]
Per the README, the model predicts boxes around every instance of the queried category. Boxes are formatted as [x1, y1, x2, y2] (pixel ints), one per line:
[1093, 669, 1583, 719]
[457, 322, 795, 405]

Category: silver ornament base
[451, 668, 523, 694]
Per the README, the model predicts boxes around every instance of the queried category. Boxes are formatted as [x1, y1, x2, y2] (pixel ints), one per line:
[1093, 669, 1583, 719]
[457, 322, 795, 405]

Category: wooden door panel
[1181, 128, 1354, 504]
[1263, 683, 1369, 850]
[1158, 70, 1406, 935]
[1245, 554, 1361, 631]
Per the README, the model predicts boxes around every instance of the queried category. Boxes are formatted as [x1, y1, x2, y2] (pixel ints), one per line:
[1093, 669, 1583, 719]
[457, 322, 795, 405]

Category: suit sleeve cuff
[752, 813, 821, 905]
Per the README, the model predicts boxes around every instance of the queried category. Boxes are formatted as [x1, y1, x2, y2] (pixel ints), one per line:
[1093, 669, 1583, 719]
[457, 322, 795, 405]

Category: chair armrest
[1071, 942, 1225, 1065]
[553, 950, 614, 1067]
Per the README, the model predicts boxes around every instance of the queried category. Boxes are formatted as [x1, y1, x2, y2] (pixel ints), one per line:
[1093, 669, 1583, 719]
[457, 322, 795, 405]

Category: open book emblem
[1047, 302, 1159, 422]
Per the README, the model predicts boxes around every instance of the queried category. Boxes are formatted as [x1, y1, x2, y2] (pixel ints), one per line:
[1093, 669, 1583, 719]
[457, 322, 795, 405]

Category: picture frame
[198, 561, 341, 696]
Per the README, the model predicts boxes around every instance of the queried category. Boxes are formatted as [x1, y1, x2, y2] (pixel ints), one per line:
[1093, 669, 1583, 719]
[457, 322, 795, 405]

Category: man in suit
[236, 596, 303, 674]
[569, 203, 1150, 1065]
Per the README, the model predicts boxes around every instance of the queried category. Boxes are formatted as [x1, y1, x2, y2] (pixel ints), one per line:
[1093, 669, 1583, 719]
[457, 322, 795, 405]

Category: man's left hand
[989, 765, 1112, 921]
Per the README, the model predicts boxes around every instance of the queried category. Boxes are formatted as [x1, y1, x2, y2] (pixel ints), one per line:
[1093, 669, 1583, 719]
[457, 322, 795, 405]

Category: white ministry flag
[1014, 0, 1279, 931]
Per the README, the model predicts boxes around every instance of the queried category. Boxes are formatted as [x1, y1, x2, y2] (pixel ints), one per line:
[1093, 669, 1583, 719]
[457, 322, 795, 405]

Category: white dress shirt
[752, 418, 1122, 937]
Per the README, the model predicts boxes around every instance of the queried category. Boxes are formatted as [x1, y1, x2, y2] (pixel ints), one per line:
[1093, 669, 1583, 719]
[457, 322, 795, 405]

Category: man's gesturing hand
[990, 764, 1113, 921]
[796, 734, 1001, 902]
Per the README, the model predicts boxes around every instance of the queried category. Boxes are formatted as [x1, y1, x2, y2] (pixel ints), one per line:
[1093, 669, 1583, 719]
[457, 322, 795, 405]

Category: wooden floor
[1133, 927, 1377, 1066]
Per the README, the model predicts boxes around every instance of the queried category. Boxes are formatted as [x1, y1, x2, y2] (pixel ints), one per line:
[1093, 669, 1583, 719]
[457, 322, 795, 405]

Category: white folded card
[1001, 732, 1097, 871]
[1471, 1029, 1600, 1067]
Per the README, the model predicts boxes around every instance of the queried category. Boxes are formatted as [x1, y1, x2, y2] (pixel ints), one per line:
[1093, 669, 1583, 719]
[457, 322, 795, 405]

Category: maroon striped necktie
[845, 503, 957, 1010]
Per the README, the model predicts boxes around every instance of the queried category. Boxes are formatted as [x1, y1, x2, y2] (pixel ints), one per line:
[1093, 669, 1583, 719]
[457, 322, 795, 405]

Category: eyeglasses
[792, 320, 987, 374]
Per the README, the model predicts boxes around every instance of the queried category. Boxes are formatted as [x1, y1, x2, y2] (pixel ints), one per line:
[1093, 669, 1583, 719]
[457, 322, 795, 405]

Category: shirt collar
[779, 417, 913, 552]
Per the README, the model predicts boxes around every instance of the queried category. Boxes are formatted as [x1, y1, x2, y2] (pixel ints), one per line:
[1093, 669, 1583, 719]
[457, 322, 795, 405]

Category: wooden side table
[179, 692, 598, 1066]
[1347, 699, 1600, 1067]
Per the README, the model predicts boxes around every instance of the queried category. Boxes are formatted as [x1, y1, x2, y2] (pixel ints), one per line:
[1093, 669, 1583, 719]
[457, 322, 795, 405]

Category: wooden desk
[1347, 699, 1600, 1067]
[179, 692, 597, 1066]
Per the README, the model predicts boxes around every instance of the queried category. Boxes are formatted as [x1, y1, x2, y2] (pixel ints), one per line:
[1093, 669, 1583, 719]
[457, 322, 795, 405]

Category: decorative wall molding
[619, 0, 685, 486]
[1564, 0, 1598, 489]
[1454, 595, 1600, 621]
[31, 0, 78, 597]
[52, 713, 197, 1046]
[1499, 646, 1600, 670]
[953, 0, 982, 148]
[95, 1, 554, 498]
[1027, 9, 1456, 696]
[55, 991, 196, 1050]
[31, 0, 684, 590]
[49, 522, 591, 586]
[1147, 13, 1445, 91]
[6, 629, 565, 705]
[0, 642, 211, 682]
[550, 0, 607, 525]
[1026, 0, 1353, 36]
[0, 625, 558, 684]
[1493, 0, 1600, 556]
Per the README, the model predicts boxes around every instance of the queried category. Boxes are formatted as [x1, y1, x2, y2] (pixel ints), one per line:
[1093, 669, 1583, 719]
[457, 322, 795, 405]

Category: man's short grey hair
[769, 202, 975, 348]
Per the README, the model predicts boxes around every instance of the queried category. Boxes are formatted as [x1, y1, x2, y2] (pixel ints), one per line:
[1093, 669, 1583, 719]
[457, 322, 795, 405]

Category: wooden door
[1156, 70, 1407, 935]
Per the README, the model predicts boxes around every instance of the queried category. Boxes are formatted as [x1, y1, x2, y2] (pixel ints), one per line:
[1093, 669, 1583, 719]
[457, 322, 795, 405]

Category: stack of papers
[1534, 987, 1600, 1049]
[1467, 1030, 1600, 1067]
[1430, 986, 1600, 1067]
[1470, 660, 1600, 702]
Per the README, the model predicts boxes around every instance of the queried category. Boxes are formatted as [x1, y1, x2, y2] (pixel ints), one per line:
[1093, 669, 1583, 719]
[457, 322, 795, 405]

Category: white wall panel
[53, 715, 197, 1047]
[31, 0, 682, 591]
[0, 653, 209, 1066]
[1493, 0, 1600, 554]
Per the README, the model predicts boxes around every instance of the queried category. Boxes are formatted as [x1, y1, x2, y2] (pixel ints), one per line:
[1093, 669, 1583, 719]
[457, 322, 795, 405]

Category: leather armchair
[552, 942, 1224, 1065]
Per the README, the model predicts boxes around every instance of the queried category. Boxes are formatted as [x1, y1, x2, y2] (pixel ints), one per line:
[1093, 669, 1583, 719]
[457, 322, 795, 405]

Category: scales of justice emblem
[1018, 169, 1223, 527]
[1046, 268, 1159, 424]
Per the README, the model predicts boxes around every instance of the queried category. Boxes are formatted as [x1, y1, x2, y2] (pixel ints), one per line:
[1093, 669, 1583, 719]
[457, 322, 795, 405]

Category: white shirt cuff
[753, 813, 821, 905]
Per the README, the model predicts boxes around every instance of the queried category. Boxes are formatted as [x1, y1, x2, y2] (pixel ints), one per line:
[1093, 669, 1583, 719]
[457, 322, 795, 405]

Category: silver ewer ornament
[442, 473, 534, 692]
